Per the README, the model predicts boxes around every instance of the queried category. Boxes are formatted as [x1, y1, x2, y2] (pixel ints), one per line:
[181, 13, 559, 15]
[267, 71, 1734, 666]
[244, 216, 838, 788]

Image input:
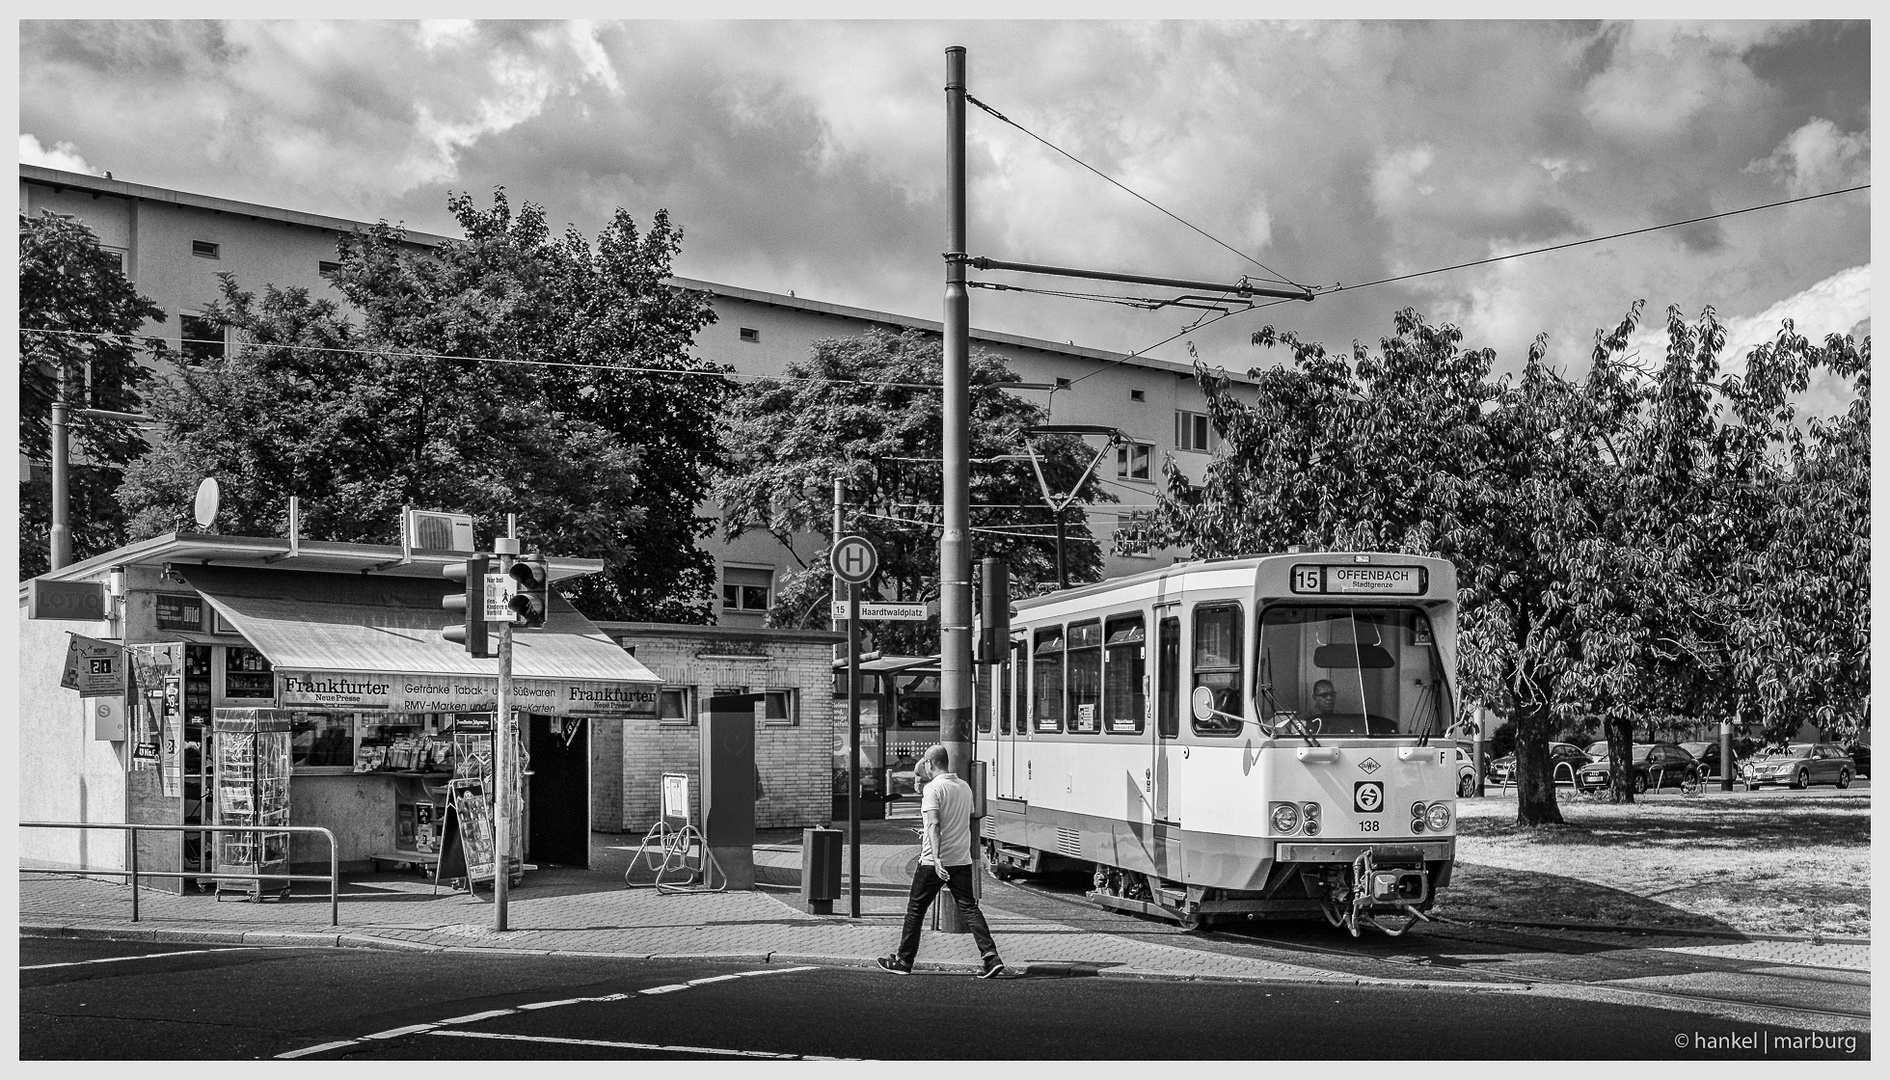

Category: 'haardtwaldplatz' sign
[277, 671, 658, 717]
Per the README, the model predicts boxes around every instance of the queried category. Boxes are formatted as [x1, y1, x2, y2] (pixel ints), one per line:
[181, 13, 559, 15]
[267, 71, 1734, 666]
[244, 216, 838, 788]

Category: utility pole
[937, 44, 973, 934]
[49, 382, 70, 571]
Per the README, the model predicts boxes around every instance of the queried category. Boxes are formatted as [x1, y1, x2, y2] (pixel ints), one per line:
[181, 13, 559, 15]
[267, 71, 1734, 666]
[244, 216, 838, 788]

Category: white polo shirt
[920, 771, 976, 867]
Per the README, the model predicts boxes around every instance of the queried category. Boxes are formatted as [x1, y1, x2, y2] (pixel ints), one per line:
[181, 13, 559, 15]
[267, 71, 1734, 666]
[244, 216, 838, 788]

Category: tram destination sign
[1291, 564, 1426, 596]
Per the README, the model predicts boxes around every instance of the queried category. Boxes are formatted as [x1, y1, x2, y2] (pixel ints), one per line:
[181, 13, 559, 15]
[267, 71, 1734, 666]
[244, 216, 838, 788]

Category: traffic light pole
[493, 537, 519, 932]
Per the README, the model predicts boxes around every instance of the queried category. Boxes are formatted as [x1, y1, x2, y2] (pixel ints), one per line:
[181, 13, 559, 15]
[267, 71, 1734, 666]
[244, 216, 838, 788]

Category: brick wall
[595, 624, 840, 835]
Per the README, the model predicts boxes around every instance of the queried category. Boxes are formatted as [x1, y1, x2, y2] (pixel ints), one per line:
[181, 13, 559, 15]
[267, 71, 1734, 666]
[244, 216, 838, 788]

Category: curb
[1446, 917, 1871, 946]
[18, 923, 1534, 991]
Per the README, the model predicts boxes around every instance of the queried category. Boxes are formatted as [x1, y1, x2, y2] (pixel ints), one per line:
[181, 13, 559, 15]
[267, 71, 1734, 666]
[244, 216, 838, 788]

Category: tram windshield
[1256, 606, 1450, 739]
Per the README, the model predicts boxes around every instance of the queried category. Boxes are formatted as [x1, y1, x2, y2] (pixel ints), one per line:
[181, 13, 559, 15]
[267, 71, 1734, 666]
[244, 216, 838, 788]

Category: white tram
[975, 552, 1460, 936]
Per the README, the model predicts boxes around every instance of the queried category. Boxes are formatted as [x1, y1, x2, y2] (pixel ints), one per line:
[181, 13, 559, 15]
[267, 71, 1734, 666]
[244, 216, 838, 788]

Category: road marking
[438, 1009, 519, 1024]
[430, 1030, 852, 1059]
[275, 965, 823, 1058]
[23, 946, 275, 970]
[277, 1041, 359, 1059]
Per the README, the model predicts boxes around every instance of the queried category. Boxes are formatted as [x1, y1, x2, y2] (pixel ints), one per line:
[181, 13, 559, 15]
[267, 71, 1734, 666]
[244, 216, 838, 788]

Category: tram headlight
[1426, 802, 1452, 832]
[1269, 801, 1301, 834]
[1300, 802, 1321, 837]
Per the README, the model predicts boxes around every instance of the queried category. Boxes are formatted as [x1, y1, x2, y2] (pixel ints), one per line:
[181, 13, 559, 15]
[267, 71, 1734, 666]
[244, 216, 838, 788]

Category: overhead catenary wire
[965, 92, 1306, 290]
[1312, 184, 1870, 296]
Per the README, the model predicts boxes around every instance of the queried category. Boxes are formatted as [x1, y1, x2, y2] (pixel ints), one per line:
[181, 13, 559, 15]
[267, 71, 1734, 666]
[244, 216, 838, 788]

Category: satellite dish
[193, 478, 221, 529]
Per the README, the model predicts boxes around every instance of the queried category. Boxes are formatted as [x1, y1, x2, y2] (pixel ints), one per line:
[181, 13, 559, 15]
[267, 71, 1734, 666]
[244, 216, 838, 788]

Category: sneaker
[978, 956, 1006, 979]
[876, 955, 912, 975]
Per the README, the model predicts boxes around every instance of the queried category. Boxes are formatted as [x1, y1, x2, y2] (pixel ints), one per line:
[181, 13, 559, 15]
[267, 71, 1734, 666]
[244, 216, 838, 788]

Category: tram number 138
[1360, 820, 1380, 832]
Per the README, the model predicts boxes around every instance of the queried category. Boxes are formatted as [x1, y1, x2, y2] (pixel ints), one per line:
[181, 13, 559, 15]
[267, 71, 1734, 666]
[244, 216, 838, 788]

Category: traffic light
[507, 554, 550, 629]
[978, 557, 1010, 664]
[442, 555, 492, 657]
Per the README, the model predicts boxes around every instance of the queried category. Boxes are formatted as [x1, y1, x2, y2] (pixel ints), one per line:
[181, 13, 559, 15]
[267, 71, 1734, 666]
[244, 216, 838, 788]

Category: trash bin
[801, 827, 842, 915]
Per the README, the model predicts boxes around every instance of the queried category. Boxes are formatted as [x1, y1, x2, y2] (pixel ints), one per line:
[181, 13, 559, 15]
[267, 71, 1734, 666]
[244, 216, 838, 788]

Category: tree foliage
[19, 211, 165, 578]
[1152, 305, 1867, 823]
[118, 190, 731, 622]
[714, 328, 1115, 655]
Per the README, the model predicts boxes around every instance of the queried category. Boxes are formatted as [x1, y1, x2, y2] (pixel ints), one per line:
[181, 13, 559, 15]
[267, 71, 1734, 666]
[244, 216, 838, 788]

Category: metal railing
[21, 822, 340, 927]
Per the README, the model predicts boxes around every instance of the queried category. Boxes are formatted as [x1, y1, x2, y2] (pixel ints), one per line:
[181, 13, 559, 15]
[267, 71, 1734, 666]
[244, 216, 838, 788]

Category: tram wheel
[1176, 910, 1210, 932]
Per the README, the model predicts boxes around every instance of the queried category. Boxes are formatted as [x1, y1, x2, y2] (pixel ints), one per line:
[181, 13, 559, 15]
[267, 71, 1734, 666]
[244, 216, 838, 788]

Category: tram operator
[877, 745, 1006, 979]
[1306, 679, 1339, 725]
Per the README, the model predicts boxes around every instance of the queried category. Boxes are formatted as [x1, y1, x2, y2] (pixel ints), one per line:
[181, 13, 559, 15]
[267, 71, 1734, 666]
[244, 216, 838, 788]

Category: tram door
[995, 632, 1027, 800]
[1151, 607, 1182, 823]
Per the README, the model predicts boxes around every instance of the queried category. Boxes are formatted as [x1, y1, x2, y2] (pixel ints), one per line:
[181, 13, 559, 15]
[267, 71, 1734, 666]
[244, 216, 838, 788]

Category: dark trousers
[895, 863, 1000, 964]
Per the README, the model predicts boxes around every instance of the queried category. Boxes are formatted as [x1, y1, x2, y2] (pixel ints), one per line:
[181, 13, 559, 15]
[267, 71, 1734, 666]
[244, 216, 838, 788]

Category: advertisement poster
[160, 681, 183, 797]
[60, 633, 125, 697]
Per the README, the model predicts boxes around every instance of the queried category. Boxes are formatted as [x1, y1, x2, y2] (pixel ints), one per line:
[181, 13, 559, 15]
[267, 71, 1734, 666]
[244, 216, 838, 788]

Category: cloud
[19, 134, 101, 175]
[1747, 118, 1870, 198]
[15, 19, 1868, 385]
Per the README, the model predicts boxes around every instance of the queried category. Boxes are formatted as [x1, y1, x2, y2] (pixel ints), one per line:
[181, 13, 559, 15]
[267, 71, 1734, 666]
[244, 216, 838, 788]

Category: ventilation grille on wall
[1055, 826, 1082, 859]
[406, 510, 475, 552]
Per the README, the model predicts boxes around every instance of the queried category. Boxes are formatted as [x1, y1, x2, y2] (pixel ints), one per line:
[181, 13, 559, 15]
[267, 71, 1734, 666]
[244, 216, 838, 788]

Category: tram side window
[1067, 620, 1102, 734]
[1192, 603, 1244, 737]
[975, 664, 991, 733]
[1104, 614, 1146, 735]
[998, 656, 1011, 735]
[1158, 615, 1180, 738]
[1033, 627, 1065, 733]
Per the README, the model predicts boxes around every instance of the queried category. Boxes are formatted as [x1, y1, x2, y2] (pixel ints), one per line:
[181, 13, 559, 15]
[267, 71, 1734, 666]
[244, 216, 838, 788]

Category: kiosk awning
[178, 566, 660, 717]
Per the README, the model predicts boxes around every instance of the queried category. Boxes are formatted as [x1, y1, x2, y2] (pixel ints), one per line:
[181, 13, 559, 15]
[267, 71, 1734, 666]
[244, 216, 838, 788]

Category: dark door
[527, 714, 590, 868]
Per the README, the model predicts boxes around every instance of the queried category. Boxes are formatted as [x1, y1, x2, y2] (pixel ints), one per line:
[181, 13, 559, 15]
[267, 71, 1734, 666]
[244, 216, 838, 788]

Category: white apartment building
[22, 165, 1250, 626]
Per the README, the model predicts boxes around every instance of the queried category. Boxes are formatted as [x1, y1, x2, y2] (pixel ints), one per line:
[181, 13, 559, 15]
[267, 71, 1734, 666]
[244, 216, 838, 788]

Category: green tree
[118, 189, 730, 622]
[714, 327, 1114, 655]
[19, 211, 164, 578]
[1152, 303, 1868, 819]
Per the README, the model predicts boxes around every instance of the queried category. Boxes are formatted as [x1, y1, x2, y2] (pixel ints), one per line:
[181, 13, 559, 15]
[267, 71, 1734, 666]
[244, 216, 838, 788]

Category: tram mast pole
[937, 44, 973, 935]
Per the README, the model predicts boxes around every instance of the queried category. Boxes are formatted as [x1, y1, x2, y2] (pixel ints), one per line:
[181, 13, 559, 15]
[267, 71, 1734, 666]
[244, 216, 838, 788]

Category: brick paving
[19, 815, 1867, 983]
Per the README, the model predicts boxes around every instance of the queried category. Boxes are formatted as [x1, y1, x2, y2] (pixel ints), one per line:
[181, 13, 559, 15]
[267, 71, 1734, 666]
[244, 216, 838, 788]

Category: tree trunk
[1512, 700, 1565, 826]
[1605, 715, 1635, 804]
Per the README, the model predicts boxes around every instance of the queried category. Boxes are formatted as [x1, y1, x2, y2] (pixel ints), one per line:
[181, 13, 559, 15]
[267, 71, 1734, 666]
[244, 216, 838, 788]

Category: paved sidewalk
[20, 816, 1869, 982]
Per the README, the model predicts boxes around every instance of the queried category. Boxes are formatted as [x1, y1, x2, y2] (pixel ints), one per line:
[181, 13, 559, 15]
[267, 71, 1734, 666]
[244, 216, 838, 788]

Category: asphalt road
[20, 938, 1869, 1060]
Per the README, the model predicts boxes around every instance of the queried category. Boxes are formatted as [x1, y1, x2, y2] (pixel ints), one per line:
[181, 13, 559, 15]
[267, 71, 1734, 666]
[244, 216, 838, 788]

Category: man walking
[877, 744, 1005, 978]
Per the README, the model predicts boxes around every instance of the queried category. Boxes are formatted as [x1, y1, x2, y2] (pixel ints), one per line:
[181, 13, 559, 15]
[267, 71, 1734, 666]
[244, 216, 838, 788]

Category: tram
[975, 552, 1460, 936]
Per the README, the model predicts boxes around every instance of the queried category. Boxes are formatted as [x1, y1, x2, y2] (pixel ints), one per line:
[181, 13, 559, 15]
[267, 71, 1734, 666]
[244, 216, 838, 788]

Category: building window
[191, 240, 220, 259]
[1130, 389, 1146, 402]
[763, 689, 797, 727]
[739, 327, 760, 343]
[179, 314, 226, 364]
[290, 712, 353, 769]
[102, 248, 126, 272]
[658, 687, 695, 726]
[721, 565, 773, 612]
[1177, 410, 1215, 452]
[318, 260, 342, 277]
[1116, 442, 1152, 481]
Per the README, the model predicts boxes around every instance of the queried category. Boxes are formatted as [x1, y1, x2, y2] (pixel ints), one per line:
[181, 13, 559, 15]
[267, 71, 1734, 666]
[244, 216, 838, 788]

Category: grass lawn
[1441, 791, 1870, 938]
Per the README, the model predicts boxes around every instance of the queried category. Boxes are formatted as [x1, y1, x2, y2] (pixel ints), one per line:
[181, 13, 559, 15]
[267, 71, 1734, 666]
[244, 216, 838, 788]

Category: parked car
[1679, 740, 1741, 780]
[1454, 745, 1477, 797]
[1585, 740, 1610, 761]
[1742, 743, 1854, 789]
[1843, 744, 1869, 778]
[1575, 743, 1699, 794]
[1488, 741, 1589, 785]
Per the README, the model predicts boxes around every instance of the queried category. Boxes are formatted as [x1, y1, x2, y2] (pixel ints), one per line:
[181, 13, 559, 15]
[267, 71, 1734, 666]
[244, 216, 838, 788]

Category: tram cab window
[1191, 604, 1244, 737]
[1256, 606, 1451, 738]
[1067, 620, 1103, 734]
[1104, 615, 1146, 735]
[1032, 628, 1065, 733]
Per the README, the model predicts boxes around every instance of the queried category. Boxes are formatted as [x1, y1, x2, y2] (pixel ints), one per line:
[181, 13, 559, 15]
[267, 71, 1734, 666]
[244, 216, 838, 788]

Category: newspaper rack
[623, 772, 725, 893]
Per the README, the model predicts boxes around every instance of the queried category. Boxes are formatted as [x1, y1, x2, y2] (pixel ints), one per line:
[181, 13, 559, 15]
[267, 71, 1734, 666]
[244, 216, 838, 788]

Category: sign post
[492, 536, 520, 931]
[831, 534, 878, 918]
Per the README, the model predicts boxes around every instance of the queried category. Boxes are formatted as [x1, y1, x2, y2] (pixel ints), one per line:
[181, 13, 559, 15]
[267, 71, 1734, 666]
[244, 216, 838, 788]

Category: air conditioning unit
[405, 509, 476, 553]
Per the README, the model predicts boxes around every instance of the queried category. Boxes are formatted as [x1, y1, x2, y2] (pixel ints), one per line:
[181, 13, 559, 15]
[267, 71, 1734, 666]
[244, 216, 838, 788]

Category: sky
[15, 17, 1874, 410]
